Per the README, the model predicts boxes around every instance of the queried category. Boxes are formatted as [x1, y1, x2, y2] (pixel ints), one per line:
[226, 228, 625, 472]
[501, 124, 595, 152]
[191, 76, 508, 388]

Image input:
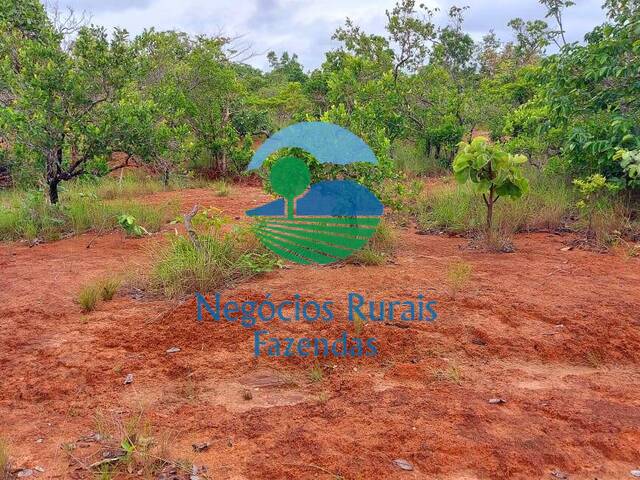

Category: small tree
[453, 136, 529, 235]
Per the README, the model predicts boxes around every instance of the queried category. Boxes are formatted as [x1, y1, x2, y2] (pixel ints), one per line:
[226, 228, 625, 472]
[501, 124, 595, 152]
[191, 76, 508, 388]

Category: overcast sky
[53, 0, 607, 70]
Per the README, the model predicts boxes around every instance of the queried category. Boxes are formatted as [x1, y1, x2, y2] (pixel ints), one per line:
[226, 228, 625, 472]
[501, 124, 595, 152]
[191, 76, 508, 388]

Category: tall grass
[149, 226, 280, 298]
[0, 190, 178, 242]
[391, 140, 448, 177]
[417, 170, 576, 235]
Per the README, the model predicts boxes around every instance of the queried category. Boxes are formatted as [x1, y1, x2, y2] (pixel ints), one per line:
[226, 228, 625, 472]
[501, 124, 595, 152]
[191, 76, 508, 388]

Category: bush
[149, 226, 280, 298]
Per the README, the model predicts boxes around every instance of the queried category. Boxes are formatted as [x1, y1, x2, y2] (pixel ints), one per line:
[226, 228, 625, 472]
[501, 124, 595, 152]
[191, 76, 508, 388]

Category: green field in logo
[249, 156, 382, 265]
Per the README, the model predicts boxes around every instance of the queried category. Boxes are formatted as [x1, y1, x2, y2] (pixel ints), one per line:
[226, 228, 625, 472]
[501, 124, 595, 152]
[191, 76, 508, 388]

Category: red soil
[1, 185, 639, 479]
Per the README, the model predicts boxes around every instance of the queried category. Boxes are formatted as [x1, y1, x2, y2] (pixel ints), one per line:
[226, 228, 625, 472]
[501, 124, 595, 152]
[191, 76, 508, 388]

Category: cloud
[56, 0, 607, 70]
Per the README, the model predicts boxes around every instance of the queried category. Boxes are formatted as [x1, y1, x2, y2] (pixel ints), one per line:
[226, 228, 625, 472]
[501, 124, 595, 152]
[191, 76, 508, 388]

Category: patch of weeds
[446, 259, 472, 298]
[96, 464, 114, 480]
[81, 410, 171, 478]
[77, 284, 100, 313]
[308, 363, 324, 383]
[417, 170, 575, 235]
[149, 225, 279, 298]
[179, 378, 199, 403]
[94, 409, 112, 442]
[212, 180, 231, 197]
[433, 363, 463, 385]
[348, 219, 396, 266]
[0, 188, 178, 242]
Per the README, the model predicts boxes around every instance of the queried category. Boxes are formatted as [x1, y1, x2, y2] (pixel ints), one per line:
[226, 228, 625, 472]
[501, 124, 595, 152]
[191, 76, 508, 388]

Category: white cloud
[57, 0, 607, 70]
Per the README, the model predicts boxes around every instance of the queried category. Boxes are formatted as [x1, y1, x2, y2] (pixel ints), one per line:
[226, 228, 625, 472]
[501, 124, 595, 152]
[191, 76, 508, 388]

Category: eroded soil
[1, 185, 639, 479]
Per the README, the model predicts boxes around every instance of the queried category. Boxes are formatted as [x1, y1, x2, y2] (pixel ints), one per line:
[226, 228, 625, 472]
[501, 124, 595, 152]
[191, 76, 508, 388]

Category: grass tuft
[308, 363, 324, 383]
[77, 284, 100, 313]
[212, 180, 231, 197]
[446, 259, 472, 298]
[348, 219, 396, 266]
[433, 363, 463, 384]
[98, 277, 121, 301]
[149, 226, 279, 298]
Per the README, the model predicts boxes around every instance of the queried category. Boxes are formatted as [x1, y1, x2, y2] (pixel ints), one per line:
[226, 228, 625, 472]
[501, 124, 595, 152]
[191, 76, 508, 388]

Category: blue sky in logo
[248, 122, 377, 170]
[246, 180, 383, 217]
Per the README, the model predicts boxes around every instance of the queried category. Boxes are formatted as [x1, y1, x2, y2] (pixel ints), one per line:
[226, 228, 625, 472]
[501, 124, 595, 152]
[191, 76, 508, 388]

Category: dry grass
[98, 277, 121, 301]
[433, 363, 463, 384]
[308, 363, 324, 383]
[348, 219, 397, 266]
[446, 259, 472, 298]
[77, 284, 100, 313]
[0, 438, 11, 480]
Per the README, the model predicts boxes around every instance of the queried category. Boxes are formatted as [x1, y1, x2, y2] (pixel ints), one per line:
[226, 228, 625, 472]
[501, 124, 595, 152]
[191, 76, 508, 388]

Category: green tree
[453, 137, 529, 234]
[0, 1, 140, 203]
[535, 2, 640, 186]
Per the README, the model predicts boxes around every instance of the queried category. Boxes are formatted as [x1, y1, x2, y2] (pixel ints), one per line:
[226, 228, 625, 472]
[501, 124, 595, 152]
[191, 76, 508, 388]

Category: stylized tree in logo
[270, 156, 310, 219]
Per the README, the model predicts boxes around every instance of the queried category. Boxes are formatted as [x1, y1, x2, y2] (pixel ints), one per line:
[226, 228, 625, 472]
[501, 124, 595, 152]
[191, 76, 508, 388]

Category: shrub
[573, 174, 619, 241]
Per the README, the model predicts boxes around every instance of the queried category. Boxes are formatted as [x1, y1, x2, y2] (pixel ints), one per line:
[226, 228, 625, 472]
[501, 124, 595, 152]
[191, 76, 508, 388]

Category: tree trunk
[46, 146, 63, 204]
[49, 179, 60, 204]
[486, 196, 493, 233]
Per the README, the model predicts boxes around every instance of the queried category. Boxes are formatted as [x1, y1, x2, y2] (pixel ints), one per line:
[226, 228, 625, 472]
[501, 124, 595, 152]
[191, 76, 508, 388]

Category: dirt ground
[1, 185, 639, 480]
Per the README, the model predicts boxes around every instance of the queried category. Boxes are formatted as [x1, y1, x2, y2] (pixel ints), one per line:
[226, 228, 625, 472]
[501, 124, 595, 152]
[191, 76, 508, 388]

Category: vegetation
[453, 137, 529, 235]
[0, 188, 178, 241]
[150, 211, 280, 297]
[77, 284, 100, 312]
[348, 219, 397, 266]
[0, 0, 638, 249]
[0, 438, 10, 480]
[446, 259, 472, 298]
